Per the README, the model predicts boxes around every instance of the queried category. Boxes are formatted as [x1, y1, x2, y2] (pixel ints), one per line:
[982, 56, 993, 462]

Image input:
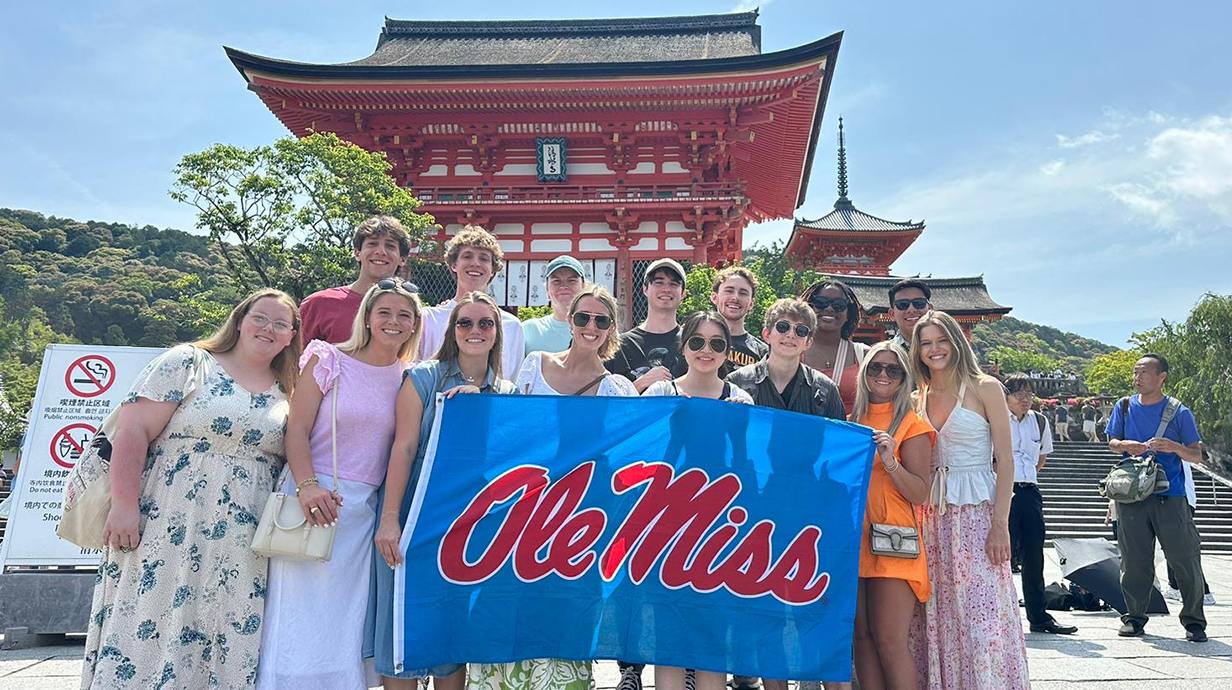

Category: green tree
[986, 346, 1059, 374]
[677, 241, 823, 333]
[1085, 348, 1140, 397]
[170, 132, 434, 299]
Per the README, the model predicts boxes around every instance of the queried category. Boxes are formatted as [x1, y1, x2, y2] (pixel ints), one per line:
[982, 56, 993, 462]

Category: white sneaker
[1204, 593, 1217, 605]
[1163, 587, 1182, 601]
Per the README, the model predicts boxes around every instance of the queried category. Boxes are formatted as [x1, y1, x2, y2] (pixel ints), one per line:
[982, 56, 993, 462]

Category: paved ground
[3, 548, 1230, 689]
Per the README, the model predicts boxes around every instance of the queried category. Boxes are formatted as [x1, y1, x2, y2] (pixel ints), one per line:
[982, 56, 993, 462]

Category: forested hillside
[971, 316, 1119, 372]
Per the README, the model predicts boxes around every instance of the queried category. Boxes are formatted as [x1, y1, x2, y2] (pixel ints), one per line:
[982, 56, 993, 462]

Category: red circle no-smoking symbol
[50, 423, 97, 469]
[65, 355, 116, 398]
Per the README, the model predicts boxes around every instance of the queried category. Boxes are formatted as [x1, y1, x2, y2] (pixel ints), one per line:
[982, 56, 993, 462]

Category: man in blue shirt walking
[1106, 353, 1206, 642]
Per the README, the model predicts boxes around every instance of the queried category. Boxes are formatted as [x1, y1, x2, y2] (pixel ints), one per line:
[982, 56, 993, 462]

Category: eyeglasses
[865, 362, 906, 380]
[455, 317, 496, 332]
[685, 336, 728, 354]
[893, 298, 930, 311]
[571, 312, 613, 330]
[246, 313, 293, 334]
[377, 279, 420, 294]
[809, 296, 849, 313]
[773, 320, 813, 338]
[1009, 390, 1034, 401]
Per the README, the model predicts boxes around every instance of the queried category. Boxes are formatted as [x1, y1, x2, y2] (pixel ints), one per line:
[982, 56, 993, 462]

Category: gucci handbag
[869, 497, 922, 559]
[251, 384, 339, 561]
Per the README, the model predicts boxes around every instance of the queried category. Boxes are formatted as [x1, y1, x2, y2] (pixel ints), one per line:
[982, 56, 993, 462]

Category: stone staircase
[1040, 440, 1232, 552]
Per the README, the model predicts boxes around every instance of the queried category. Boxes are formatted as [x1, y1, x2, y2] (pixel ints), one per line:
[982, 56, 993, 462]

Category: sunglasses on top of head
[809, 296, 849, 312]
[865, 362, 906, 380]
[376, 279, 420, 294]
[455, 317, 496, 332]
[893, 297, 929, 311]
[571, 312, 613, 330]
[685, 336, 728, 354]
[773, 320, 813, 338]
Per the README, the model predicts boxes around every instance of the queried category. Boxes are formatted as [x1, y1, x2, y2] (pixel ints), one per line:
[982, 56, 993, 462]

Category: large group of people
[79, 215, 1209, 690]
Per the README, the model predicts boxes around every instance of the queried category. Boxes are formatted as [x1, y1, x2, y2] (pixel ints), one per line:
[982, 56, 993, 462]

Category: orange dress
[857, 402, 936, 602]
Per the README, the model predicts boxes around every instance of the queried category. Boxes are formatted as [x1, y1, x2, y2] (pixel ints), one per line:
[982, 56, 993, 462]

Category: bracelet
[294, 477, 319, 496]
[885, 459, 900, 474]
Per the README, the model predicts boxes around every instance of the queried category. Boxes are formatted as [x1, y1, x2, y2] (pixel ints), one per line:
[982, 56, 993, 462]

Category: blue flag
[394, 394, 874, 681]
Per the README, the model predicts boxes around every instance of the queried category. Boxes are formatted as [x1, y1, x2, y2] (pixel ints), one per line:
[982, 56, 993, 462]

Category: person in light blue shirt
[1106, 353, 1206, 642]
[521, 255, 585, 360]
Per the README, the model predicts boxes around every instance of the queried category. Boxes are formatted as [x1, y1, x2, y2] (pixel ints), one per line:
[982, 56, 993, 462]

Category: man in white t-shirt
[417, 225, 525, 379]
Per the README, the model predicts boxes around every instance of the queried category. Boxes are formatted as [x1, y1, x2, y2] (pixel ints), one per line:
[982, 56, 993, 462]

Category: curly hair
[801, 278, 862, 340]
[444, 225, 504, 275]
[351, 215, 411, 257]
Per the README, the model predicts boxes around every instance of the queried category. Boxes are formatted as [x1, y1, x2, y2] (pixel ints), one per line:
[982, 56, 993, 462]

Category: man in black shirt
[606, 257, 690, 392]
[710, 266, 768, 376]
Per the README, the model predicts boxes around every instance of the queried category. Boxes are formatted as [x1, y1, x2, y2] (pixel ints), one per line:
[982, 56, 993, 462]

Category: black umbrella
[1053, 538, 1168, 615]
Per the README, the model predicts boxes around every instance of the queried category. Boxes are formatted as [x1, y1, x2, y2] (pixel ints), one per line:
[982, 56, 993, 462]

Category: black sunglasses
[893, 298, 929, 311]
[377, 279, 420, 294]
[773, 320, 813, 338]
[809, 296, 849, 312]
[865, 362, 906, 380]
[685, 336, 728, 354]
[455, 317, 495, 332]
[571, 312, 613, 330]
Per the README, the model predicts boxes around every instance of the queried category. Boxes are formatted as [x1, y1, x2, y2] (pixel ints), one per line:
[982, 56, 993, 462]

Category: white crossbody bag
[250, 384, 339, 561]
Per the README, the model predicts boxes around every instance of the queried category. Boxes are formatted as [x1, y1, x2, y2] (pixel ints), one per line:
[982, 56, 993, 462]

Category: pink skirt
[911, 502, 1030, 689]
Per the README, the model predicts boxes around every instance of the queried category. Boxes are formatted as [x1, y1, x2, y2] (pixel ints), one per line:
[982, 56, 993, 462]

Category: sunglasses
[809, 296, 849, 312]
[377, 278, 420, 294]
[893, 298, 929, 311]
[865, 362, 906, 380]
[571, 312, 613, 330]
[685, 336, 728, 354]
[455, 317, 496, 332]
[773, 320, 813, 338]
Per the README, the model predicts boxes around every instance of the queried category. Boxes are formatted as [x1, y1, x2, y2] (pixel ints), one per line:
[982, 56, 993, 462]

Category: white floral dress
[81, 344, 289, 690]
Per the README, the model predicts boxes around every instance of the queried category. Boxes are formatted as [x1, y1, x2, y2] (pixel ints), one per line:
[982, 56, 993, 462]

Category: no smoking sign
[65, 354, 116, 398]
[50, 423, 97, 469]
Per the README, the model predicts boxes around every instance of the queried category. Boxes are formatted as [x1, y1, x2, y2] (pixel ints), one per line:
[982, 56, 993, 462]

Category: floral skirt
[912, 502, 1030, 690]
[466, 659, 591, 690]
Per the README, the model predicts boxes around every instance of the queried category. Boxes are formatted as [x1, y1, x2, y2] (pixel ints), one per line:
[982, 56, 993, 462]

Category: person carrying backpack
[1106, 354, 1206, 642]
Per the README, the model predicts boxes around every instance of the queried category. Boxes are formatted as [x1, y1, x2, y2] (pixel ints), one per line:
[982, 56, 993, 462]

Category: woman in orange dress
[849, 341, 935, 690]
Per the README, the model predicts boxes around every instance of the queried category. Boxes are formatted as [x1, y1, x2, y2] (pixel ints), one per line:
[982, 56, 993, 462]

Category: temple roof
[350, 12, 762, 67]
[796, 200, 925, 233]
[825, 274, 1011, 316]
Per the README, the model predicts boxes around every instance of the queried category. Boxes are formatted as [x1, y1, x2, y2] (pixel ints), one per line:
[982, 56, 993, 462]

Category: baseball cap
[545, 255, 585, 281]
[643, 258, 686, 284]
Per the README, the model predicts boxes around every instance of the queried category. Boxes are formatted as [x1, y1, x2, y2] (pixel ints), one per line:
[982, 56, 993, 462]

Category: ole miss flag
[393, 394, 875, 681]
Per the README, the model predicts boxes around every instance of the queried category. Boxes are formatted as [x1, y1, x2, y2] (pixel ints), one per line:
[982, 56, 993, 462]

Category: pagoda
[784, 119, 1010, 340]
[226, 11, 841, 324]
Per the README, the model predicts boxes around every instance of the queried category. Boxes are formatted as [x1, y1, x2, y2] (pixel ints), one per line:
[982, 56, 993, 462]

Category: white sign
[0, 344, 163, 568]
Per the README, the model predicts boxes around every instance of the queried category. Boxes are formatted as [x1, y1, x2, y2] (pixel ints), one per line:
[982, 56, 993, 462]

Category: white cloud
[731, 0, 770, 13]
[1056, 130, 1121, 148]
[1101, 182, 1177, 227]
[1040, 159, 1065, 176]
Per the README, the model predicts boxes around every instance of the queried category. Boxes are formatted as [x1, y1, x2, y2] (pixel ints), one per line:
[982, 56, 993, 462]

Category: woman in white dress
[466, 284, 635, 690]
[641, 310, 751, 690]
[257, 281, 422, 689]
[910, 310, 1029, 689]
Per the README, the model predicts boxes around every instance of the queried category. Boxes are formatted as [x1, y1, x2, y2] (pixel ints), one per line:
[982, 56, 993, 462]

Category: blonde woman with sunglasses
[847, 342, 935, 690]
[257, 280, 421, 690]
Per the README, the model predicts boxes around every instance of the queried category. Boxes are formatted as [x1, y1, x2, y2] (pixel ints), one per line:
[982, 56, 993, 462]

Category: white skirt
[256, 475, 382, 690]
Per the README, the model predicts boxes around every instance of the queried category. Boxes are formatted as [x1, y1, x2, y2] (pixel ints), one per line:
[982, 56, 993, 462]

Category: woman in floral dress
[81, 289, 301, 690]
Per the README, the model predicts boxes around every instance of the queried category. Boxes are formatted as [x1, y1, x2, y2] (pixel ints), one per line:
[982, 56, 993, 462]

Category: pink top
[300, 340, 408, 486]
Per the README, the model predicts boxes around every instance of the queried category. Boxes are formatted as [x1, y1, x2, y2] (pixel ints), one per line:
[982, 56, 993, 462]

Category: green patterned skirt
[467, 659, 592, 690]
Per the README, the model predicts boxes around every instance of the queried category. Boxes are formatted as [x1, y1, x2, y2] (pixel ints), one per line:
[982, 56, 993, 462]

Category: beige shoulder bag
[251, 383, 339, 561]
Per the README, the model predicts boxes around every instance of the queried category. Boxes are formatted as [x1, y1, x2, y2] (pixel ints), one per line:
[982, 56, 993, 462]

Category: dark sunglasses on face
[893, 297, 929, 311]
[773, 320, 813, 338]
[455, 317, 495, 332]
[685, 336, 728, 354]
[865, 362, 906, 380]
[571, 312, 613, 330]
[809, 296, 849, 312]
[377, 278, 420, 293]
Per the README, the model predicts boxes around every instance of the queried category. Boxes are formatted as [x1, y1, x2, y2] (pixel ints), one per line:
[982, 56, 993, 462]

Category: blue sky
[3, 0, 1230, 346]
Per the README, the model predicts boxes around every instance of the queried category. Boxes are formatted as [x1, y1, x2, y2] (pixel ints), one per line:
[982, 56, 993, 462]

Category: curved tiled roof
[349, 12, 762, 67]
[817, 274, 1010, 315]
[796, 199, 924, 233]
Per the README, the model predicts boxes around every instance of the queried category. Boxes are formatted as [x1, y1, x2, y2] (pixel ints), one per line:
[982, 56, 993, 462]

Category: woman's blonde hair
[568, 284, 620, 361]
[911, 310, 983, 392]
[433, 291, 505, 379]
[336, 283, 423, 362]
[195, 288, 302, 394]
[850, 341, 916, 436]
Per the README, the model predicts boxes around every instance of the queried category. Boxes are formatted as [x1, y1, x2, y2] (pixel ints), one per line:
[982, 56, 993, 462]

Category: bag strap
[572, 373, 607, 397]
[1033, 410, 1047, 440]
[1154, 396, 1180, 439]
[329, 381, 340, 486]
[830, 339, 850, 388]
[721, 381, 732, 400]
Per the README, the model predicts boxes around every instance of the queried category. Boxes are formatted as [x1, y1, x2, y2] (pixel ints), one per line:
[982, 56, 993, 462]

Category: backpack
[1098, 396, 1180, 504]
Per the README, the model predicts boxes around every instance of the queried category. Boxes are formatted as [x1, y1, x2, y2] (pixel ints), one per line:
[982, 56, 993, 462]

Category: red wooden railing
[410, 181, 746, 204]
